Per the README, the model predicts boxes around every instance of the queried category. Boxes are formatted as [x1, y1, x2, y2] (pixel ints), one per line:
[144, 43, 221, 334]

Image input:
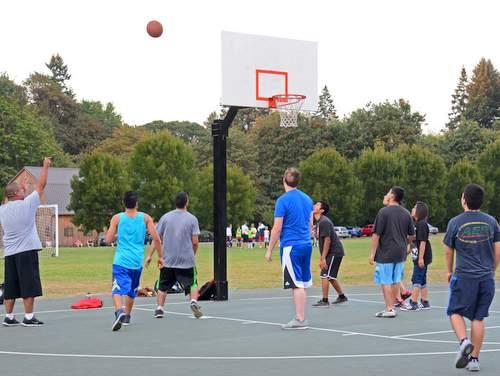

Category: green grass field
[1, 235, 497, 297]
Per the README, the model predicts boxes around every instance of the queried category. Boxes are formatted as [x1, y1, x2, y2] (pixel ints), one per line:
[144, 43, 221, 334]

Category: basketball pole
[212, 106, 240, 300]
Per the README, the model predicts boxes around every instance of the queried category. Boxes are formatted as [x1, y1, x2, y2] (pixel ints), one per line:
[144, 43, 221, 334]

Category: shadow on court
[1, 284, 499, 376]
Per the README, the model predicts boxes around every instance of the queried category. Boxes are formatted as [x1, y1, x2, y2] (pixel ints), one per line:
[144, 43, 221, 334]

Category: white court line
[1, 349, 500, 360]
[348, 298, 500, 314]
[393, 326, 500, 338]
[134, 307, 500, 345]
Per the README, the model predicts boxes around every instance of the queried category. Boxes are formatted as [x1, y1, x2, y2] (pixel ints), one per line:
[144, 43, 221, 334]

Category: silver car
[334, 226, 351, 238]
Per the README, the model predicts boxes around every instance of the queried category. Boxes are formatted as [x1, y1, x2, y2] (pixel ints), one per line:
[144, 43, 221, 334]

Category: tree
[441, 119, 498, 166]
[68, 152, 129, 233]
[395, 145, 447, 225]
[447, 67, 468, 130]
[80, 100, 123, 131]
[340, 99, 424, 159]
[46, 54, 73, 96]
[465, 58, 500, 128]
[477, 139, 500, 219]
[92, 125, 151, 160]
[444, 160, 484, 222]
[354, 146, 405, 224]
[315, 85, 337, 121]
[300, 148, 362, 225]
[143, 120, 208, 143]
[128, 131, 195, 220]
[190, 164, 256, 230]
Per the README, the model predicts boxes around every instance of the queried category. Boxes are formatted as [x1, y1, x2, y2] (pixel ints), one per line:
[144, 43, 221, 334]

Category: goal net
[0, 204, 59, 257]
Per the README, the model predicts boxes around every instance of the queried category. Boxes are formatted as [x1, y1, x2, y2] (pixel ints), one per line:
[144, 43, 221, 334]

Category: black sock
[322, 298, 329, 302]
[470, 356, 478, 361]
[460, 337, 468, 345]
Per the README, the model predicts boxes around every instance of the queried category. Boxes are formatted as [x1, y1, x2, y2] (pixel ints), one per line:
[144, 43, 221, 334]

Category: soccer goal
[0, 204, 59, 257]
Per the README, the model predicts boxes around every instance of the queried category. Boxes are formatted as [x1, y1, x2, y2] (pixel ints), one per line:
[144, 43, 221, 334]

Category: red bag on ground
[70, 297, 103, 309]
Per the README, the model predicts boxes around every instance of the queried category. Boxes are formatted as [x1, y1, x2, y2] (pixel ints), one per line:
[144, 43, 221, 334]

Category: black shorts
[320, 255, 343, 280]
[4, 250, 43, 300]
[158, 267, 197, 295]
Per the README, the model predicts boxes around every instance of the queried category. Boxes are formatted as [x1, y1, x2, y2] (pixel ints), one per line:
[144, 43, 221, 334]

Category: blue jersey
[113, 212, 146, 270]
[443, 211, 500, 280]
[274, 189, 313, 248]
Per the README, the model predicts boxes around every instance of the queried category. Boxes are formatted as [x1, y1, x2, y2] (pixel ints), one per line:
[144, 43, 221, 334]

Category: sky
[1, 0, 499, 133]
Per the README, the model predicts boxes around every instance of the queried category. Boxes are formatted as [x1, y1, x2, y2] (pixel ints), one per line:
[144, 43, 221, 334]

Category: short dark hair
[123, 191, 138, 209]
[318, 201, 330, 216]
[463, 184, 484, 210]
[391, 186, 405, 203]
[283, 167, 300, 188]
[414, 201, 428, 221]
[175, 192, 188, 209]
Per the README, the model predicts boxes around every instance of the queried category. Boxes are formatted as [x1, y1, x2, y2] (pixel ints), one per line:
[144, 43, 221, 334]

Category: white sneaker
[282, 318, 309, 329]
[466, 359, 480, 372]
[375, 310, 396, 318]
[455, 338, 474, 368]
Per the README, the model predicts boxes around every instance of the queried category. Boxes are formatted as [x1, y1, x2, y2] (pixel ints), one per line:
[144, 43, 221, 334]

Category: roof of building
[15, 167, 80, 215]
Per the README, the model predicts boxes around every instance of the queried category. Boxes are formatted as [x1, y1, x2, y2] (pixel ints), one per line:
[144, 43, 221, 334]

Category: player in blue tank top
[105, 191, 162, 332]
[265, 167, 313, 330]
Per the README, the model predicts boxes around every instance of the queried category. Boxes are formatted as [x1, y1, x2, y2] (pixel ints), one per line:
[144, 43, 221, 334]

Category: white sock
[6, 313, 14, 320]
[191, 299, 197, 304]
[25, 313, 34, 320]
[157, 305, 163, 310]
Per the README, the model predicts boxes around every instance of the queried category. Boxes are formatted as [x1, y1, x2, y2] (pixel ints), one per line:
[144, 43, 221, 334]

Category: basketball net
[270, 94, 306, 128]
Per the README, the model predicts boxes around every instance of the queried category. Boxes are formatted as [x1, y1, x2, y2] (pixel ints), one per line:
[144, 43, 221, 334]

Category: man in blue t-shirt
[265, 167, 313, 330]
[444, 184, 500, 371]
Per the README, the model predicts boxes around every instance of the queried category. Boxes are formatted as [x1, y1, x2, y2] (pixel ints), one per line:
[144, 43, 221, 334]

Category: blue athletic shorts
[447, 275, 495, 321]
[374, 262, 405, 285]
[411, 264, 428, 288]
[112, 264, 142, 298]
[280, 244, 312, 289]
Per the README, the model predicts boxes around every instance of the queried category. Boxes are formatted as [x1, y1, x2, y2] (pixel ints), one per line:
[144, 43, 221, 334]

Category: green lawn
[1, 235, 497, 297]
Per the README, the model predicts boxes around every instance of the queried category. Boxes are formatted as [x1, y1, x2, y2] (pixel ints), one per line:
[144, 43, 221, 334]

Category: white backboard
[221, 31, 318, 111]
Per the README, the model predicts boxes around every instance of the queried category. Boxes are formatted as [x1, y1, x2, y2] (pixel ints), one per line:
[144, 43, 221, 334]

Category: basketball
[146, 20, 163, 38]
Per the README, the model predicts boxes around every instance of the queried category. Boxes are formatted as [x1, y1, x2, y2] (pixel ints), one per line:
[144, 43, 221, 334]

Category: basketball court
[1, 284, 499, 376]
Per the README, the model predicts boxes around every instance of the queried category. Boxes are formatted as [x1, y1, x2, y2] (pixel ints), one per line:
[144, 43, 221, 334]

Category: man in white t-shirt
[0, 158, 51, 327]
[226, 224, 233, 247]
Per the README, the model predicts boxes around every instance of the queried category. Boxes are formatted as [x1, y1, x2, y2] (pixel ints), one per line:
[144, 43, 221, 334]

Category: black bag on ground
[198, 280, 216, 301]
[0, 282, 4, 305]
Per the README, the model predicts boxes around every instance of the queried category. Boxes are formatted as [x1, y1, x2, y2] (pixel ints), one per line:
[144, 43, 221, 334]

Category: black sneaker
[22, 316, 44, 327]
[3, 317, 22, 327]
[312, 299, 330, 308]
[190, 301, 203, 319]
[154, 308, 164, 318]
[420, 300, 431, 310]
[332, 296, 348, 304]
[112, 310, 125, 332]
[122, 314, 131, 326]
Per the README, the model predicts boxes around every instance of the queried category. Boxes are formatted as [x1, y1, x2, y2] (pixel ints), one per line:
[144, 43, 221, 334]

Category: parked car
[361, 224, 375, 237]
[334, 226, 351, 238]
[428, 223, 439, 234]
[199, 230, 214, 242]
[144, 233, 153, 245]
[346, 226, 362, 237]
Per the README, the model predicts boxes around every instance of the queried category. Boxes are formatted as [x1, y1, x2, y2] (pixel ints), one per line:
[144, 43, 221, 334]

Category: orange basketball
[146, 20, 163, 38]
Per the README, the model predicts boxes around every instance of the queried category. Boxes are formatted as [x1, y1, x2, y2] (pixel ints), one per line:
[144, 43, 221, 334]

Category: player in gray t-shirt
[145, 192, 202, 319]
[0, 157, 51, 327]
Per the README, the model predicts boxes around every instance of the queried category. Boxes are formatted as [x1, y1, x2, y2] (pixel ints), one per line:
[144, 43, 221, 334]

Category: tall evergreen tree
[46, 54, 73, 96]
[465, 58, 500, 128]
[315, 85, 337, 121]
[446, 67, 468, 130]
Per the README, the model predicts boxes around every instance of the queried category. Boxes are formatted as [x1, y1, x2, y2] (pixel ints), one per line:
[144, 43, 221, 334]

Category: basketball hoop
[270, 94, 306, 128]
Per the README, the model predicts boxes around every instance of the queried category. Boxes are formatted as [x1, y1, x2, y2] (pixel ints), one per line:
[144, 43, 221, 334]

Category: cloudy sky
[1, 0, 499, 133]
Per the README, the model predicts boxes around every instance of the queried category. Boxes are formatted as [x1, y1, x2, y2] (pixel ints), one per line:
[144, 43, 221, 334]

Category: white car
[334, 226, 351, 238]
[428, 224, 439, 234]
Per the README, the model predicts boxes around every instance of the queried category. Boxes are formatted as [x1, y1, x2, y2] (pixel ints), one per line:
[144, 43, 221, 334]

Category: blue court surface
[1, 284, 499, 376]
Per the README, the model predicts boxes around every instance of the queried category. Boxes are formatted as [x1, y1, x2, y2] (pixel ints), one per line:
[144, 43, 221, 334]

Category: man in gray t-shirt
[145, 192, 203, 319]
[0, 157, 51, 327]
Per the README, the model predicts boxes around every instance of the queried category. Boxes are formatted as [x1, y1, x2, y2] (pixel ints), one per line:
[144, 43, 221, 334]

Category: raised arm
[35, 158, 52, 195]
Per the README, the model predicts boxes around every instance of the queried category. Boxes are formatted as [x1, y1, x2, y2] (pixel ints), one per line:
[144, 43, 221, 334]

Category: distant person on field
[236, 226, 242, 247]
[264, 226, 270, 248]
[401, 201, 432, 311]
[444, 184, 500, 371]
[249, 223, 257, 248]
[0, 157, 51, 327]
[265, 167, 313, 330]
[312, 201, 348, 308]
[226, 224, 233, 247]
[146, 192, 204, 319]
[369, 186, 414, 318]
[105, 191, 161, 331]
[241, 222, 249, 246]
